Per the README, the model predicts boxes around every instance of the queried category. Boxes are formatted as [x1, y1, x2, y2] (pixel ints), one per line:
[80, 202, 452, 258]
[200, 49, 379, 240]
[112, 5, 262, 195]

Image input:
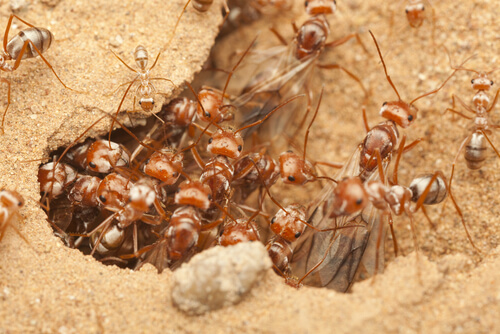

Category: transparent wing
[291, 144, 390, 291]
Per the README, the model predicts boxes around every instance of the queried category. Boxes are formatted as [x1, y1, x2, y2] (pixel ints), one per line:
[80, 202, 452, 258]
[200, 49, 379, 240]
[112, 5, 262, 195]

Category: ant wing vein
[291, 145, 389, 291]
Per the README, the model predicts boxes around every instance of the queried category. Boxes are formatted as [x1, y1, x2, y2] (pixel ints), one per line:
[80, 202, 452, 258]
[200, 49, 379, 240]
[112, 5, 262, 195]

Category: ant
[292, 136, 466, 291]
[443, 65, 500, 227]
[0, 189, 26, 243]
[108, 45, 175, 141]
[0, 14, 74, 134]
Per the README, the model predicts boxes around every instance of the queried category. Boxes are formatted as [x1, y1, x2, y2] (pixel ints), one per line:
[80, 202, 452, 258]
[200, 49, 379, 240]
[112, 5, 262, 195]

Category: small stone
[171, 242, 271, 315]
[109, 35, 124, 47]
[10, 0, 28, 12]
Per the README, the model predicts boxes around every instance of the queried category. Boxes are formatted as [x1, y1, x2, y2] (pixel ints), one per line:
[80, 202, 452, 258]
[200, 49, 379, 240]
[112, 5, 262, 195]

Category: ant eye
[491, 81, 494, 86]
[18, 201, 22, 207]
[287, 150, 293, 153]
[205, 112, 211, 118]
[176, 188, 181, 193]
[207, 194, 212, 201]
[237, 145, 242, 152]
[219, 228, 224, 237]
[382, 101, 388, 106]
[172, 172, 179, 177]
[99, 195, 107, 203]
[88, 162, 97, 168]
[271, 217, 276, 224]
[408, 115, 414, 121]
[421, 6, 425, 10]
[139, 101, 142, 105]
[295, 232, 301, 238]
[405, 9, 409, 13]
[471, 79, 475, 84]
[208, 138, 213, 144]
[304, 0, 308, 6]
[288, 175, 296, 182]
[356, 198, 363, 205]
[152, 101, 155, 105]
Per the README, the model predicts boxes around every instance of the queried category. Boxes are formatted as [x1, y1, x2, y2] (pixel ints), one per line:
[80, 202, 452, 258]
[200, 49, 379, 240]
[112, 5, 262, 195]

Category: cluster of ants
[0, 0, 497, 293]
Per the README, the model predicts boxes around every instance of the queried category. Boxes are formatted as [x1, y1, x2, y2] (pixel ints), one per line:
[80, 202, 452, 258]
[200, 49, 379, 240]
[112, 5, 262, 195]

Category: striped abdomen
[465, 131, 487, 170]
[7, 27, 53, 60]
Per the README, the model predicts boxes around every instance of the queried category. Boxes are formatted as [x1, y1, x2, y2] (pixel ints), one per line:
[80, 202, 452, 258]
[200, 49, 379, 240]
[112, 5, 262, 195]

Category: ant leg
[235, 94, 305, 134]
[290, 84, 313, 140]
[392, 135, 407, 185]
[436, 170, 479, 252]
[387, 211, 399, 257]
[269, 27, 288, 46]
[0, 78, 11, 134]
[3, 14, 36, 52]
[109, 49, 137, 73]
[12, 39, 76, 91]
[298, 232, 340, 285]
[420, 205, 435, 228]
[221, 35, 258, 98]
[402, 138, 423, 153]
[326, 33, 370, 55]
[317, 63, 368, 103]
[108, 77, 139, 145]
[486, 88, 500, 113]
[362, 106, 370, 133]
[480, 130, 500, 158]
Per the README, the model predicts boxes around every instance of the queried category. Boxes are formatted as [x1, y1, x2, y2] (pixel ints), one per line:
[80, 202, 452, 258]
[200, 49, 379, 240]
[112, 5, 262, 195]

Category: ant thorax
[473, 91, 490, 111]
[295, 15, 329, 61]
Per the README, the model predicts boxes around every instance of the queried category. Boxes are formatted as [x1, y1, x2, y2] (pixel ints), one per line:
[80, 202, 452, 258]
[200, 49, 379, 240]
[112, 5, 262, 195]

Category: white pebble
[172, 242, 271, 315]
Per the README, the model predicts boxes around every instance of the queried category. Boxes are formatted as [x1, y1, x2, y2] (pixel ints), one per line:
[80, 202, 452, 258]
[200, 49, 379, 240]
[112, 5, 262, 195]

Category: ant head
[218, 219, 260, 247]
[139, 97, 155, 112]
[331, 177, 368, 216]
[270, 204, 306, 242]
[68, 175, 101, 207]
[379, 100, 417, 128]
[161, 97, 197, 127]
[128, 179, 156, 212]
[86, 140, 130, 174]
[305, 0, 336, 15]
[279, 151, 315, 185]
[96, 173, 132, 210]
[295, 16, 329, 61]
[38, 162, 77, 199]
[471, 72, 494, 91]
[0, 190, 24, 210]
[174, 180, 212, 211]
[405, 2, 425, 28]
[134, 45, 149, 70]
[143, 149, 183, 185]
[207, 128, 244, 159]
[196, 89, 224, 123]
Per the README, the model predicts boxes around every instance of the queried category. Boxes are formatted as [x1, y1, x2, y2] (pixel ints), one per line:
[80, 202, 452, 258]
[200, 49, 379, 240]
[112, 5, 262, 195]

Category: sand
[0, 0, 499, 333]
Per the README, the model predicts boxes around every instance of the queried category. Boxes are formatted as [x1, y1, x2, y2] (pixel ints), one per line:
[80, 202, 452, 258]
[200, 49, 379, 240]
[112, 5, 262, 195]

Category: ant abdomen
[465, 132, 488, 170]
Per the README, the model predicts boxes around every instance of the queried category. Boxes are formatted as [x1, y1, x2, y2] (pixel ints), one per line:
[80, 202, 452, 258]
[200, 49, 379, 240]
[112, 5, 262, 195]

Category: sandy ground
[0, 0, 499, 333]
